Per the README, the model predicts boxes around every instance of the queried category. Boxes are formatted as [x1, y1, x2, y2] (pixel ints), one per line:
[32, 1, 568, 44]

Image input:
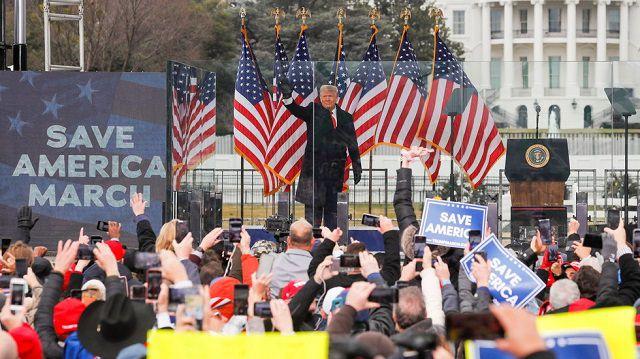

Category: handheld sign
[419, 199, 487, 248]
[460, 234, 545, 308]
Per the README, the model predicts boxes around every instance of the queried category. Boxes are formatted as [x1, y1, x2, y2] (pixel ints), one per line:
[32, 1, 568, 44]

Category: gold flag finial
[428, 8, 444, 27]
[368, 7, 381, 25]
[400, 7, 411, 25]
[336, 8, 346, 25]
[296, 7, 311, 25]
[270, 8, 285, 25]
[240, 7, 247, 26]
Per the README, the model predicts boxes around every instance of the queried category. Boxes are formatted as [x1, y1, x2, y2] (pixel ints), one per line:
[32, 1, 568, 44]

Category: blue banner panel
[419, 199, 487, 248]
[460, 234, 545, 308]
[0, 72, 166, 248]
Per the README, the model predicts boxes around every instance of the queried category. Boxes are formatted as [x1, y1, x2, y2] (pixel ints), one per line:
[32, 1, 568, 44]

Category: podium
[505, 139, 570, 242]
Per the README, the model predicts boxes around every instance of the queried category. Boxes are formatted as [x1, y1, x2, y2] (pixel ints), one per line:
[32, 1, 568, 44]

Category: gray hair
[549, 279, 580, 309]
[319, 84, 338, 95]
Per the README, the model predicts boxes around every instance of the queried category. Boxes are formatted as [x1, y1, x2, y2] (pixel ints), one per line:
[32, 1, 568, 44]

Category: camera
[254, 301, 272, 318]
[340, 254, 360, 268]
[9, 278, 27, 311]
[146, 269, 162, 300]
[96, 221, 109, 232]
[361, 214, 380, 227]
[228, 218, 243, 243]
[368, 287, 398, 304]
[413, 235, 426, 258]
[537, 219, 552, 245]
[233, 284, 249, 316]
[77, 244, 95, 260]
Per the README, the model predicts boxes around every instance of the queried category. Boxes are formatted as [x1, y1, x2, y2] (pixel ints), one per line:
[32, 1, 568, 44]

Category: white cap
[321, 286, 345, 314]
[81, 279, 106, 300]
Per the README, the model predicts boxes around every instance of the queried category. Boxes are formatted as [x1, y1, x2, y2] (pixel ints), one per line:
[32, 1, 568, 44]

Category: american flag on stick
[233, 25, 281, 195]
[170, 63, 197, 189]
[185, 71, 217, 169]
[417, 28, 505, 187]
[265, 26, 316, 184]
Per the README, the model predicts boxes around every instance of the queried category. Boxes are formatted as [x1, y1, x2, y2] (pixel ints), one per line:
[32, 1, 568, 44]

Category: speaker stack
[337, 192, 349, 245]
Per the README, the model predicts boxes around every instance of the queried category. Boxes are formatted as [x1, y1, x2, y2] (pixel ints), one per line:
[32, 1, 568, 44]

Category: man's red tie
[330, 113, 337, 129]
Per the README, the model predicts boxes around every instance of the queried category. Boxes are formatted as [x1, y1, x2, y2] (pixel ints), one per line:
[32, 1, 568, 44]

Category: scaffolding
[43, 0, 84, 71]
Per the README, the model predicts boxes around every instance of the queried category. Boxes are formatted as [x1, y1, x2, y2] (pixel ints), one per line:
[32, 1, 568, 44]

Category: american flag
[418, 29, 505, 188]
[376, 27, 441, 181]
[272, 26, 290, 109]
[340, 26, 387, 160]
[265, 27, 316, 184]
[234, 28, 280, 195]
[170, 63, 198, 189]
[185, 71, 216, 169]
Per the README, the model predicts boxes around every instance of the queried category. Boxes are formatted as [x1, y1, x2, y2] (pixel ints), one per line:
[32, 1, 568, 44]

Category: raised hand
[130, 193, 147, 216]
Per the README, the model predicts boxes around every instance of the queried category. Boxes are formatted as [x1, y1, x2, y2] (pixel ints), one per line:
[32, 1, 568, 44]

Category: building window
[584, 105, 593, 128]
[582, 56, 590, 88]
[520, 56, 529, 88]
[520, 9, 528, 34]
[491, 9, 503, 37]
[548, 8, 561, 32]
[608, 8, 620, 34]
[548, 105, 561, 130]
[490, 58, 501, 89]
[548, 56, 561, 89]
[582, 9, 591, 33]
[453, 10, 465, 34]
[517, 105, 528, 128]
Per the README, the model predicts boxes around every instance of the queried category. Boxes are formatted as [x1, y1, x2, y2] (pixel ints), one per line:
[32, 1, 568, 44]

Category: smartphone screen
[538, 219, 552, 245]
[413, 235, 427, 258]
[583, 233, 603, 249]
[14, 259, 27, 277]
[233, 284, 249, 316]
[77, 244, 95, 260]
[146, 269, 162, 300]
[330, 257, 341, 273]
[548, 244, 559, 261]
[468, 230, 482, 250]
[229, 218, 243, 243]
[175, 220, 190, 243]
[361, 214, 380, 227]
[10, 281, 26, 307]
[339, 254, 361, 268]
[607, 209, 620, 229]
[415, 260, 423, 272]
[633, 229, 640, 258]
[254, 301, 272, 318]
[445, 312, 505, 341]
[90, 235, 102, 245]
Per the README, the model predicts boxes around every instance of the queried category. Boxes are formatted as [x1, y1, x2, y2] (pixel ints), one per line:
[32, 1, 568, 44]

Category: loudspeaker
[189, 200, 201, 241]
[487, 202, 498, 237]
[576, 192, 588, 237]
[203, 192, 223, 232]
[175, 191, 190, 221]
[277, 192, 289, 218]
[337, 192, 349, 245]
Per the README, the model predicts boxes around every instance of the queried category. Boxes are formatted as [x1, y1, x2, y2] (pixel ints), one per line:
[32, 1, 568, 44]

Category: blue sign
[468, 331, 610, 359]
[419, 199, 487, 248]
[460, 235, 545, 308]
[0, 72, 167, 247]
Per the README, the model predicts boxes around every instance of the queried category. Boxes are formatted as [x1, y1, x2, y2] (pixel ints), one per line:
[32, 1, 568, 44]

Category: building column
[532, 0, 544, 98]
[481, 1, 492, 90]
[594, 0, 611, 89]
[619, 0, 632, 62]
[501, 0, 513, 98]
[565, 0, 578, 97]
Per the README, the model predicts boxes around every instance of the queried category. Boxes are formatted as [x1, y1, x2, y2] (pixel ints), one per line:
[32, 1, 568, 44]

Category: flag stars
[8, 111, 30, 136]
[42, 94, 63, 119]
[77, 79, 98, 103]
[19, 71, 39, 87]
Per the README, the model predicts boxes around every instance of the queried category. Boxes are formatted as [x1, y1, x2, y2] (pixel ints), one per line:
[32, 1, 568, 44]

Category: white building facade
[437, 0, 640, 129]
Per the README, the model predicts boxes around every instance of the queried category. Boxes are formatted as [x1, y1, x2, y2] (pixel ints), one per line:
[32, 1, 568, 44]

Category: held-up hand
[568, 218, 580, 236]
[130, 193, 147, 217]
[17, 205, 39, 230]
[604, 217, 627, 249]
[93, 242, 119, 277]
[345, 281, 380, 311]
[277, 78, 293, 99]
[471, 255, 491, 288]
[422, 245, 433, 270]
[248, 273, 273, 317]
[399, 259, 419, 281]
[314, 256, 339, 284]
[33, 246, 48, 258]
[23, 267, 40, 289]
[239, 227, 251, 255]
[491, 305, 546, 358]
[571, 240, 591, 260]
[53, 239, 80, 274]
[530, 230, 547, 255]
[434, 257, 450, 281]
[270, 299, 294, 335]
[159, 250, 188, 284]
[78, 227, 89, 245]
[0, 300, 25, 331]
[550, 261, 563, 276]
[326, 227, 343, 243]
[200, 228, 223, 252]
[172, 232, 194, 260]
[359, 251, 380, 278]
[107, 221, 121, 239]
[378, 216, 394, 234]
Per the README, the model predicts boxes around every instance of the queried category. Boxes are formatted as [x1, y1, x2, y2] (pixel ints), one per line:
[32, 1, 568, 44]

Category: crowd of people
[0, 147, 637, 359]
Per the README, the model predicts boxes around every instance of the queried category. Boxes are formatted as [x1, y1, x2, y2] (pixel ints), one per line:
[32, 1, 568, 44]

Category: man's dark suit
[283, 99, 362, 229]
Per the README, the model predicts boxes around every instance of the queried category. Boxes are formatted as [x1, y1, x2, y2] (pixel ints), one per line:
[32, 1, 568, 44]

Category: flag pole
[239, 8, 246, 219]
[367, 7, 380, 214]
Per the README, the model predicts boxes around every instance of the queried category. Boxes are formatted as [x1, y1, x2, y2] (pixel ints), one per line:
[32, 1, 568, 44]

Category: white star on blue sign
[77, 80, 98, 103]
[20, 71, 39, 87]
[8, 111, 29, 136]
[42, 94, 64, 119]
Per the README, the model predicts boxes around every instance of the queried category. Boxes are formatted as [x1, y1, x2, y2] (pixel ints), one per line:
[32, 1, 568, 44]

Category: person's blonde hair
[4, 241, 34, 266]
[155, 219, 180, 253]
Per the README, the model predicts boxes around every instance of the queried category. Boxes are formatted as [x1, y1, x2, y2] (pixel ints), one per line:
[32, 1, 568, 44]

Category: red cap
[9, 324, 43, 359]
[104, 240, 125, 261]
[53, 298, 85, 340]
[280, 279, 307, 300]
[209, 277, 240, 320]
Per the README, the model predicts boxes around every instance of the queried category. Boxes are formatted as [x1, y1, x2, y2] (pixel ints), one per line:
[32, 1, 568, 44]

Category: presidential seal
[525, 144, 550, 168]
